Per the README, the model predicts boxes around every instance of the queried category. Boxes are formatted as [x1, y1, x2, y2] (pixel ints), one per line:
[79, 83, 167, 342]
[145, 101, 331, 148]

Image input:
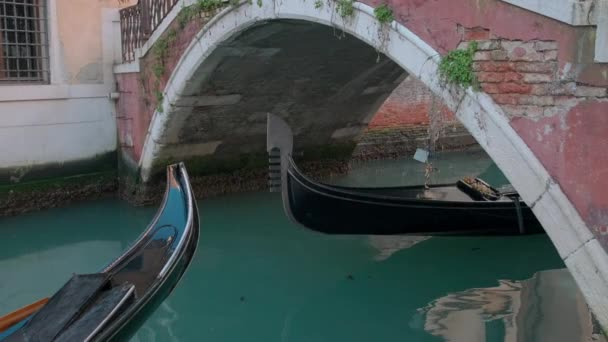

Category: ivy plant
[374, 4, 393, 23]
[438, 41, 479, 90]
[336, 0, 354, 18]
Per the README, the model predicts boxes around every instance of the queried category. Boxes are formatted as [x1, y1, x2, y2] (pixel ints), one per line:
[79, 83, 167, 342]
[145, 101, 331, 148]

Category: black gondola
[0, 163, 199, 341]
[266, 114, 543, 235]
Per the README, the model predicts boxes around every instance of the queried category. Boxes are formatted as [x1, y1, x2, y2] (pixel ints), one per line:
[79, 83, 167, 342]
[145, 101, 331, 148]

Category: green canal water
[0, 151, 597, 341]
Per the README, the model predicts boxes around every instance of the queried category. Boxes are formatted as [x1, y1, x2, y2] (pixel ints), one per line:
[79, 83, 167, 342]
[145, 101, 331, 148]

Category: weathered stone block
[534, 41, 558, 51]
[501, 105, 544, 119]
[463, 27, 490, 41]
[550, 82, 577, 96]
[515, 62, 557, 73]
[481, 83, 500, 94]
[504, 72, 524, 82]
[473, 61, 516, 72]
[457, 41, 470, 50]
[477, 72, 504, 83]
[523, 73, 553, 83]
[518, 95, 554, 106]
[490, 50, 510, 61]
[502, 41, 543, 61]
[543, 50, 558, 61]
[473, 51, 492, 61]
[498, 82, 532, 94]
[530, 84, 551, 95]
[492, 94, 519, 105]
[575, 86, 607, 98]
[476, 40, 501, 50]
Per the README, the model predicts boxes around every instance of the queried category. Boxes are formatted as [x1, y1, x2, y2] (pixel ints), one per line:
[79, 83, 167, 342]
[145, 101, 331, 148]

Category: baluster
[119, 0, 182, 62]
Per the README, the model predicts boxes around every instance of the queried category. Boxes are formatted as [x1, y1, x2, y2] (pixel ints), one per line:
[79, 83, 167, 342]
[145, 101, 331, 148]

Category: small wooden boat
[0, 163, 199, 341]
[266, 114, 543, 235]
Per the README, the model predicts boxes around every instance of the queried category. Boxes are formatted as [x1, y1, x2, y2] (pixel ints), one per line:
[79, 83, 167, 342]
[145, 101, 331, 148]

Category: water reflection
[368, 235, 430, 261]
[329, 150, 507, 188]
[419, 269, 603, 342]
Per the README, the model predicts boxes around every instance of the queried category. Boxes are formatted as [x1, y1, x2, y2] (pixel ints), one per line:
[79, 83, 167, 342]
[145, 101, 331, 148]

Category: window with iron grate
[0, 0, 49, 84]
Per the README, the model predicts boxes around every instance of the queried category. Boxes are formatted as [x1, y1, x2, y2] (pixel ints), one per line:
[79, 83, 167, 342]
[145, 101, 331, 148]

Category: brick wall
[466, 39, 607, 119]
[355, 76, 476, 160]
[368, 76, 456, 128]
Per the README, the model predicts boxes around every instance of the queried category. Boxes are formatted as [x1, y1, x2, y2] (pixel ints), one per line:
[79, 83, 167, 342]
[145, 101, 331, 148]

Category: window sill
[0, 83, 113, 102]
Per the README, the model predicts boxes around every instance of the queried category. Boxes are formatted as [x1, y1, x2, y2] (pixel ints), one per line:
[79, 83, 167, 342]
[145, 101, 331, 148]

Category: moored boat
[0, 163, 199, 341]
[266, 114, 543, 235]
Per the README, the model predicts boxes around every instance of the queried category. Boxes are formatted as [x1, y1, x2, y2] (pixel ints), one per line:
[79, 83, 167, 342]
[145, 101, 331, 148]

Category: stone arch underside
[150, 20, 405, 176]
[136, 0, 608, 328]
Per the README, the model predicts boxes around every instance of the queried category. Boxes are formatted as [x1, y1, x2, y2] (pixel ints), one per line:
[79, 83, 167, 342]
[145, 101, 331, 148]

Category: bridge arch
[131, 0, 608, 327]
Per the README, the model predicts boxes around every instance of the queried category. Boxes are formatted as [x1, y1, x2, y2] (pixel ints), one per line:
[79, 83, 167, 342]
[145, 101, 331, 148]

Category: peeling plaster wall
[55, 0, 135, 84]
[513, 99, 608, 244]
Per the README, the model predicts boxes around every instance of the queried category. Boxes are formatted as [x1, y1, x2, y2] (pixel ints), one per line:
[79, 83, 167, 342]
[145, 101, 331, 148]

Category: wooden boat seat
[5, 276, 138, 342]
[6, 274, 109, 342]
[54, 284, 135, 342]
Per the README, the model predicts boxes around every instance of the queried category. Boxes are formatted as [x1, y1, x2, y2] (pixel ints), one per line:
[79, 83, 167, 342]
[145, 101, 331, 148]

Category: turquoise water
[0, 153, 596, 341]
[329, 149, 510, 187]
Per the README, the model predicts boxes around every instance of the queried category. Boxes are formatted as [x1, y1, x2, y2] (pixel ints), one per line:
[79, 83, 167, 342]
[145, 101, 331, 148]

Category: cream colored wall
[55, 0, 136, 84]
[0, 0, 135, 174]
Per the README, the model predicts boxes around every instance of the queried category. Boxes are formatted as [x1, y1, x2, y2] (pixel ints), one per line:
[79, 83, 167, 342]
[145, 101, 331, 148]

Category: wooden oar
[0, 298, 49, 332]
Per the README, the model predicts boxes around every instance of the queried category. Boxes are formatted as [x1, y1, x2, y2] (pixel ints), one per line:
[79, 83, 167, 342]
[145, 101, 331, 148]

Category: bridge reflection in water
[419, 269, 601, 342]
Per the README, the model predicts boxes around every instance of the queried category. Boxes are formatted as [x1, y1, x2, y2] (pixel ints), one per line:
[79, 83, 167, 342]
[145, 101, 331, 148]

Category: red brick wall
[369, 76, 456, 129]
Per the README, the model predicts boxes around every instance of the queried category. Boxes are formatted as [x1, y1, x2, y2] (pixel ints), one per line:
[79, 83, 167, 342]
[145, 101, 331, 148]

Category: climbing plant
[147, 28, 179, 113]
[314, 0, 323, 9]
[373, 4, 393, 23]
[148, 0, 232, 113]
[336, 0, 354, 18]
[177, 5, 196, 28]
[438, 41, 479, 90]
[196, 0, 224, 11]
[372, 4, 393, 62]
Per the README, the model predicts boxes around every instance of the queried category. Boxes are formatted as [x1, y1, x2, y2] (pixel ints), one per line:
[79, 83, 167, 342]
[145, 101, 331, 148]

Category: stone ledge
[499, 0, 607, 62]
[499, 0, 597, 26]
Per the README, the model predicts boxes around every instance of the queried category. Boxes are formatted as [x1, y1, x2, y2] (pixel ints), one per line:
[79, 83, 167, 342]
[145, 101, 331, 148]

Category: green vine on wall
[314, 0, 323, 9]
[372, 3, 393, 62]
[149, 0, 235, 113]
[149, 29, 178, 113]
[438, 41, 479, 90]
[336, 0, 354, 18]
[373, 4, 393, 23]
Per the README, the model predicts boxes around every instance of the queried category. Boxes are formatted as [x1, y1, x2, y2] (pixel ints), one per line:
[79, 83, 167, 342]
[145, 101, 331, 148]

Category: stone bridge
[113, 0, 608, 327]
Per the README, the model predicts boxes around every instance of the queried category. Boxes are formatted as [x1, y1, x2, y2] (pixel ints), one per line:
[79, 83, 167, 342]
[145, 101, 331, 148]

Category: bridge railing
[119, 0, 180, 62]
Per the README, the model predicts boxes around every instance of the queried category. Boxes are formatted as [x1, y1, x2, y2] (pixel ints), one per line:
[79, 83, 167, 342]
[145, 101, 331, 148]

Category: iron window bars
[0, 0, 49, 84]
